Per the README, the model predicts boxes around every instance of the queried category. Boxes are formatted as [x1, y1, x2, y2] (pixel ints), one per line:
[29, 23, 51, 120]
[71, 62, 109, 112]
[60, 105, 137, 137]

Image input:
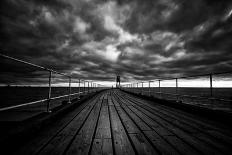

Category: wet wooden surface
[13, 89, 232, 155]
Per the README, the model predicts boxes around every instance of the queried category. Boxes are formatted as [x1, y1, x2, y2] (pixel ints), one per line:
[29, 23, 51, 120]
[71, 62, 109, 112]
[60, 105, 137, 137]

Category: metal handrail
[0, 89, 97, 112]
[122, 71, 232, 85]
[121, 71, 232, 109]
[0, 53, 107, 112]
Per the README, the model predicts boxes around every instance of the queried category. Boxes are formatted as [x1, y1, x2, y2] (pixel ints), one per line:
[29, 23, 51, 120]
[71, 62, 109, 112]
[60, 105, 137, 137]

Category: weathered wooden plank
[112, 97, 159, 155]
[108, 96, 114, 106]
[129, 133, 158, 155]
[165, 135, 200, 155]
[114, 98, 152, 131]
[127, 97, 223, 155]
[14, 95, 101, 155]
[114, 106, 140, 134]
[65, 98, 103, 155]
[12, 90, 232, 155]
[128, 105, 163, 130]
[38, 99, 101, 155]
[120, 105, 151, 131]
[91, 138, 113, 155]
[120, 95, 199, 155]
[111, 96, 120, 107]
[114, 92, 192, 155]
[116, 95, 161, 129]
[109, 105, 135, 155]
[124, 93, 232, 153]
[95, 101, 111, 139]
[127, 91, 232, 137]
[91, 96, 113, 155]
[144, 131, 180, 155]
[192, 132, 232, 153]
[136, 102, 232, 153]
[102, 98, 108, 107]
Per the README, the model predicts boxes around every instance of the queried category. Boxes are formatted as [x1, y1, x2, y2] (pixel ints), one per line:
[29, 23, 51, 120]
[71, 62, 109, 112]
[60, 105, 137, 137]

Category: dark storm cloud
[0, 0, 232, 86]
[185, 17, 232, 52]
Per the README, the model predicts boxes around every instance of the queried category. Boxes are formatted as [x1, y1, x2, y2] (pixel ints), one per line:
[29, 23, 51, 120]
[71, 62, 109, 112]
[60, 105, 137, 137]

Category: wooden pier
[6, 89, 232, 155]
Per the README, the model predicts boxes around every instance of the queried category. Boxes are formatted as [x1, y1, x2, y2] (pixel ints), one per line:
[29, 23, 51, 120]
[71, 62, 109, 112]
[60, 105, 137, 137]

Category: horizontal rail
[123, 71, 232, 110]
[0, 89, 99, 112]
[0, 53, 108, 112]
[123, 71, 232, 85]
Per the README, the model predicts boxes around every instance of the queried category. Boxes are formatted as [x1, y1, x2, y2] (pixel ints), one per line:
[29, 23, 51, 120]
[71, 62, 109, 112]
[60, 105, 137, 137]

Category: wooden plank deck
[13, 89, 232, 155]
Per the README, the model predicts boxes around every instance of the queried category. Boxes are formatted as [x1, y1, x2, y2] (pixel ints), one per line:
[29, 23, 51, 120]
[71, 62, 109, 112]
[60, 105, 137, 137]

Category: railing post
[78, 79, 81, 99]
[210, 74, 213, 97]
[149, 81, 151, 96]
[88, 81, 89, 93]
[133, 83, 135, 93]
[137, 83, 138, 94]
[47, 71, 52, 113]
[158, 80, 161, 98]
[176, 78, 178, 101]
[141, 82, 143, 95]
[84, 81, 85, 94]
[91, 82, 93, 91]
[68, 77, 71, 104]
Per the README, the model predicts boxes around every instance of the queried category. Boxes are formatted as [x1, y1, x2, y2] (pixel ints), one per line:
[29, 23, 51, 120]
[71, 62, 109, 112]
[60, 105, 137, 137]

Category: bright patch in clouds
[96, 44, 121, 62]
[73, 17, 91, 34]
[99, 1, 139, 44]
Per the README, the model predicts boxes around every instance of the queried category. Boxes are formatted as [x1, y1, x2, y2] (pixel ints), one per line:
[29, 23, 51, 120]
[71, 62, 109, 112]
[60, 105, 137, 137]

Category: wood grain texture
[11, 90, 232, 155]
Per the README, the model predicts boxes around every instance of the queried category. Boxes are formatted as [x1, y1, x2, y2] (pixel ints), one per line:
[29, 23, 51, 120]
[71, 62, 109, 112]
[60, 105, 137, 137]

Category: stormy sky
[0, 0, 232, 86]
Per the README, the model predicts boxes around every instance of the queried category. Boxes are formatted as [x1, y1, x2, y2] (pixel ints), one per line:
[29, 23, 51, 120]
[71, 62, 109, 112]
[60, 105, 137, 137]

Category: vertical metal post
[47, 71, 52, 113]
[84, 81, 85, 94]
[68, 77, 71, 104]
[210, 74, 213, 97]
[141, 82, 143, 95]
[91, 82, 92, 92]
[158, 80, 161, 98]
[88, 81, 89, 93]
[78, 79, 81, 99]
[149, 81, 151, 96]
[133, 83, 135, 93]
[176, 78, 178, 101]
[137, 83, 138, 94]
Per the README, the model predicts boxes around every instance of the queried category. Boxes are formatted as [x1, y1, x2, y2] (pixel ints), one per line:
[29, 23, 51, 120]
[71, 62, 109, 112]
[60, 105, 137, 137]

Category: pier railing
[121, 72, 232, 111]
[0, 53, 106, 112]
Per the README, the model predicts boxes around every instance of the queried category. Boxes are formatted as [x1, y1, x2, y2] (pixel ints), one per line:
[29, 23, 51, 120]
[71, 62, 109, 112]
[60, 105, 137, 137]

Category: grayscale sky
[0, 0, 232, 86]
